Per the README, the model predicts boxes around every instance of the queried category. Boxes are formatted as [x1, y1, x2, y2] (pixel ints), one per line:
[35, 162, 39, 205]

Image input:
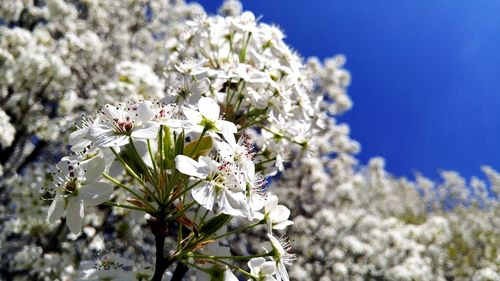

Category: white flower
[255, 195, 293, 232]
[0, 108, 15, 148]
[89, 101, 159, 147]
[175, 155, 250, 218]
[196, 267, 238, 281]
[182, 97, 237, 144]
[176, 76, 210, 104]
[76, 254, 135, 281]
[248, 257, 278, 281]
[266, 234, 296, 281]
[47, 156, 113, 235]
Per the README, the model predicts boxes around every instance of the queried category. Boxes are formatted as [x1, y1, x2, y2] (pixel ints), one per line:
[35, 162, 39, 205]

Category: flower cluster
[162, 10, 357, 175]
[44, 97, 295, 280]
[0, 0, 203, 177]
[269, 155, 500, 281]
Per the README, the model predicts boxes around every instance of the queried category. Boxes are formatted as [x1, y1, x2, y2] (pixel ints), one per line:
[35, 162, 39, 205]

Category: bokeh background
[195, 0, 500, 180]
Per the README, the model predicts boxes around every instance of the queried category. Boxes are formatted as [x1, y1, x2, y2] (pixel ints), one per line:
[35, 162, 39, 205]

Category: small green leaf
[199, 213, 231, 238]
[183, 136, 213, 160]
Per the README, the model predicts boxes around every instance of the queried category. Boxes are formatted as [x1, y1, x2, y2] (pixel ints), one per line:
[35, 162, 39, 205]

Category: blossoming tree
[0, 1, 498, 281]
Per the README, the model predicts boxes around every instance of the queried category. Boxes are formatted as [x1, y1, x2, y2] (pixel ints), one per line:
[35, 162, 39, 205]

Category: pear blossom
[76, 254, 135, 281]
[248, 257, 278, 281]
[47, 156, 113, 235]
[175, 155, 250, 218]
[88, 101, 159, 148]
[182, 97, 237, 144]
[254, 194, 293, 233]
[266, 234, 296, 281]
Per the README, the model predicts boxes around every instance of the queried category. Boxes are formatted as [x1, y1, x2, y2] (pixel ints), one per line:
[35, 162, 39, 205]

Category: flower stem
[192, 251, 273, 260]
[211, 219, 264, 240]
[102, 201, 146, 212]
[102, 172, 155, 211]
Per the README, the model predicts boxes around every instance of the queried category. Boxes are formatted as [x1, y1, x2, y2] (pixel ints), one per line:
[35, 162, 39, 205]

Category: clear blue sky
[193, 0, 500, 180]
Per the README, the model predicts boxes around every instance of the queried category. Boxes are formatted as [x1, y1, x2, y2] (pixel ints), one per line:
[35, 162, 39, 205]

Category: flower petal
[47, 198, 65, 224]
[80, 182, 113, 206]
[248, 257, 266, 272]
[175, 155, 207, 179]
[191, 184, 215, 211]
[270, 205, 291, 222]
[135, 101, 155, 122]
[66, 198, 84, 235]
[261, 261, 277, 275]
[219, 191, 249, 217]
[131, 121, 159, 139]
[81, 156, 106, 182]
[265, 195, 279, 211]
[198, 97, 220, 121]
[90, 124, 129, 147]
[273, 220, 294, 230]
[223, 270, 238, 281]
[182, 106, 202, 124]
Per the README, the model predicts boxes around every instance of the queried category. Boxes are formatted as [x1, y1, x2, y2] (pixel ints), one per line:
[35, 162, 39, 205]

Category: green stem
[189, 127, 209, 158]
[168, 200, 198, 221]
[208, 258, 255, 279]
[211, 220, 264, 240]
[102, 172, 150, 206]
[147, 139, 158, 175]
[102, 201, 146, 212]
[109, 147, 148, 188]
[259, 125, 304, 146]
[168, 180, 203, 205]
[193, 251, 273, 260]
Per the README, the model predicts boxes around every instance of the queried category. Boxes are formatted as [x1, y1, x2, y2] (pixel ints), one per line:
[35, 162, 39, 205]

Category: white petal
[175, 155, 207, 179]
[69, 127, 92, 152]
[79, 182, 113, 206]
[198, 97, 220, 121]
[66, 198, 84, 235]
[217, 121, 237, 146]
[198, 156, 219, 174]
[219, 191, 249, 217]
[248, 257, 266, 272]
[81, 156, 106, 182]
[261, 261, 277, 275]
[91, 124, 129, 147]
[223, 270, 238, 281]
[270, 205, 291, 223]
[69, 127, 89, 144]
[131, 121, 159, 139]
[182, 106, 202, 124]
[47, 198, 65, 223]
[265, 195, 279, 211]
[191, 184, 215, 211]
[193, 78, 210, 96]
[273, 220, 294, 230]
[277, 262, 289, 281]
[215, 141, 233, 162]
[195, 270, 210, 281]
[135, 101, 155, 122]
[70, 139, 92, 153]
[217, 120, 237, 134]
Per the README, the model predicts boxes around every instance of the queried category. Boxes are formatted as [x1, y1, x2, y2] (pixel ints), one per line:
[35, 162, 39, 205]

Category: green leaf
[199, 213, 231, 238]
[160, 126, 176, 169]
[183, 136, 213, 160]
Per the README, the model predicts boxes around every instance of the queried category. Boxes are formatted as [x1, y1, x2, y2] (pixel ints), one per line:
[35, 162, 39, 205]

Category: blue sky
[194, 0, 500, 180]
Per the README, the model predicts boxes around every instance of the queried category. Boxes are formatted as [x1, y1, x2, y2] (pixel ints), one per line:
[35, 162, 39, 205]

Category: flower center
[114, 117, 134, 134]
[64, 179, 79, 195]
